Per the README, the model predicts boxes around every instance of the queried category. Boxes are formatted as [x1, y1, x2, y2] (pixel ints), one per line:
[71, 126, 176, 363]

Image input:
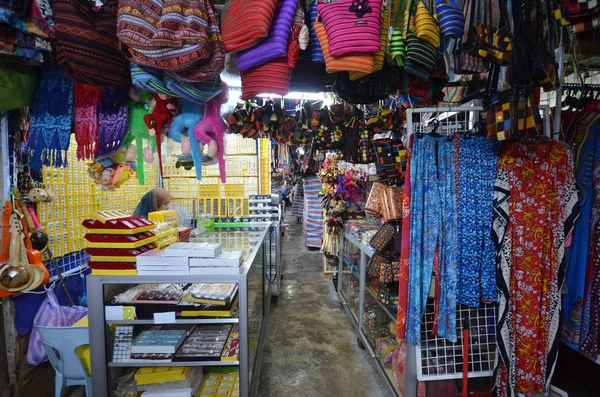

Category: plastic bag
[27, 289, 88, 365]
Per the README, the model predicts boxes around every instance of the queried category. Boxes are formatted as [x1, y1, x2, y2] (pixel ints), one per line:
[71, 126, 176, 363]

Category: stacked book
[136, 250, 189, 275]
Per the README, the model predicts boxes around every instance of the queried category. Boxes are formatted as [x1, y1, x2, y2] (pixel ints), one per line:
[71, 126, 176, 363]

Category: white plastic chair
[36, 326, 92, 397]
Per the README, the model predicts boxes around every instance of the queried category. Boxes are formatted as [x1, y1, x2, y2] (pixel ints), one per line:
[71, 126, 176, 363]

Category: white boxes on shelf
[136, 250, 190, 275]
[165, 242, 222, 258]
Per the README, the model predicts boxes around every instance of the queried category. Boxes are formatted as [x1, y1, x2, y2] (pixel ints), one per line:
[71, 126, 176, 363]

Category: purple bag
[236, 0, 298, 72]
[27, 290, 88, 365]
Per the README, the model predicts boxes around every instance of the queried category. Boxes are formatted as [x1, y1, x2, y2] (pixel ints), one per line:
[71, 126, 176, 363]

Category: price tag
[153, 312, 176, 324]
[105, 306, 125, 321]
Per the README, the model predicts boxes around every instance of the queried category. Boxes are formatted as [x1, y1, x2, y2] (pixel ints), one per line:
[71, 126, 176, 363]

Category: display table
[87, 224, 272, 397]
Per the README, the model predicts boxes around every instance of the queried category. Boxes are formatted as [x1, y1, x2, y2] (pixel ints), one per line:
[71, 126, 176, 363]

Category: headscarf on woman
[133, 188, 173, 218]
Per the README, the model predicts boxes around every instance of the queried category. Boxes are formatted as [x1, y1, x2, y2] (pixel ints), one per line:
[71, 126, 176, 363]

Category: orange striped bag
[349, 7, 389, 80]
[313, 19, 375, 75]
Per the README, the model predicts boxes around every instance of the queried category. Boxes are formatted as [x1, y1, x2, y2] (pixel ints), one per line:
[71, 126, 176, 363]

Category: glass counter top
[189, 224, 270, 271]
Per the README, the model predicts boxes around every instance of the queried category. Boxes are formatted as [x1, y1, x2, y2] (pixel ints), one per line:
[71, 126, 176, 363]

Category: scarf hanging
[96, 85, 129, 158]
[27, 63, 73, 171]
[73, 82, 102, 160]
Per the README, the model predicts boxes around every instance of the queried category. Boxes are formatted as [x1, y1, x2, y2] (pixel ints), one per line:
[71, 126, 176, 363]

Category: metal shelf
[365, 286, 397, 324]
[109, 360, 239, 367]
[106, 318, 239, 325]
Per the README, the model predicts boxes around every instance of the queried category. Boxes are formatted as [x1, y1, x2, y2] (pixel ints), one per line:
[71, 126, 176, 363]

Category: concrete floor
[257, 213, 392, 397]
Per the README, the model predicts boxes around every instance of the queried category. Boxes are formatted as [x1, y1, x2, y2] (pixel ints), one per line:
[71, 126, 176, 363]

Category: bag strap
[545, 0, 556, 50]
[394, 0, 406, 28]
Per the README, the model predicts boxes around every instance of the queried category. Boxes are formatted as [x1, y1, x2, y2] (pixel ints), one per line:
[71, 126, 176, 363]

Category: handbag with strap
[415, 0, 441, 48]
[531, 0, 558, 91]
[54, 0, 130, 86]
[473, 0, 513, 66]
[333, 67, 389, 105]
[240, 56, 292, 100]
[349, 6, 389, 80]
[436, 0, 465, 39]
[405, 0, 438, 80]
[121, 0, 225, 81]
[313, 18, 375, 75]
[317, 0, 383, 57]
[309, 0, 325, 62]
[405, 31, 437, 80]
[220, 0, 278, 53]
[236, 0, 298, 72]
[454, 0, 488, 73]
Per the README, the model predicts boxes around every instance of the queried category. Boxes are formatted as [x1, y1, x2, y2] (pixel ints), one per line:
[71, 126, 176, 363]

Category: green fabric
[0, 61, 38, 111]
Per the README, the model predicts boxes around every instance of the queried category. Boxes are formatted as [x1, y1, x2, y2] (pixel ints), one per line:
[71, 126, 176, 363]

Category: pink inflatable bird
[193, 82, 229, 183]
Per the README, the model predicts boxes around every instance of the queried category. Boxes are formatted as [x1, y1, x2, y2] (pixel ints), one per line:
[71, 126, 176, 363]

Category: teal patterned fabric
[27, 63, 73, 171]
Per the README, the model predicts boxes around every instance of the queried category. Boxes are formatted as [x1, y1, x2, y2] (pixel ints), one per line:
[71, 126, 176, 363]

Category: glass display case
[338, 224, 404, 397]
[340, 236, 361, 324]
[363, 277, 401, 396]
[87, 224, 272, 397]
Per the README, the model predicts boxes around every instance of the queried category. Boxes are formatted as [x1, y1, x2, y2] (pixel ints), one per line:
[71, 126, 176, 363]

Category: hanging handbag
[123, 0, 225, 82]
[350, 6, 389, 80]
[373, 138, 397, 177]
[436, 0, 465, 39]
[317, 0, 383, 57]
[415, 0, 441, 48]
[405, 0, 437, 80]
[309, 0, 325, 62]
[237, 0, 298, 72]
[531, 0, 559, 91]
[370, 222, 396, 251]
[54, 0, 130, 86]
[333, 67, 389, 104]
[483, 65, 521, 142]
[0, 60, 37, 111]
[472, 0, 513, 66]
[220, 0, 279, 53]
[240, 56, 292, 100]
[313, 19, 375, 75]
[454, 0, 488, 73]
[405, 30, 438, 80]
[389, 0, 409, 66]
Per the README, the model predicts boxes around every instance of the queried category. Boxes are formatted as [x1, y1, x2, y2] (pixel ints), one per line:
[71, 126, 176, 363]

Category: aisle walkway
[257, 214, 391, 397]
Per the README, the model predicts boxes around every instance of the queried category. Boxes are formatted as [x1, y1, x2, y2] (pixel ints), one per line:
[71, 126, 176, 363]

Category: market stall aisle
[257, 214, 390, 397]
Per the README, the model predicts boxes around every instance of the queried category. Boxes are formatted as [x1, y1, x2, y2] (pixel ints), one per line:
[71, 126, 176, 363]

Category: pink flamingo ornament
[193, 82, 229, 183]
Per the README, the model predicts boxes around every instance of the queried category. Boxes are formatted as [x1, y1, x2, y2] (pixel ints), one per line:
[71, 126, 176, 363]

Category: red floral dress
[493, 141, 579, 396]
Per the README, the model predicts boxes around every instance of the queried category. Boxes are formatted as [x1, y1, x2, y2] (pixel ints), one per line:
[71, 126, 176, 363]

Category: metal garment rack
[402, 105, 550, 388]
[405, 105, 552, 139]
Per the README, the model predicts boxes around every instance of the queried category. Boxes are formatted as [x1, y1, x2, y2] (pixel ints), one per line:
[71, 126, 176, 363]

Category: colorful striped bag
[54, 0, 130, 86]
[237, 0, 299, 72]
[220, 0, 278, 53]
[317, 0, 383, 57]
